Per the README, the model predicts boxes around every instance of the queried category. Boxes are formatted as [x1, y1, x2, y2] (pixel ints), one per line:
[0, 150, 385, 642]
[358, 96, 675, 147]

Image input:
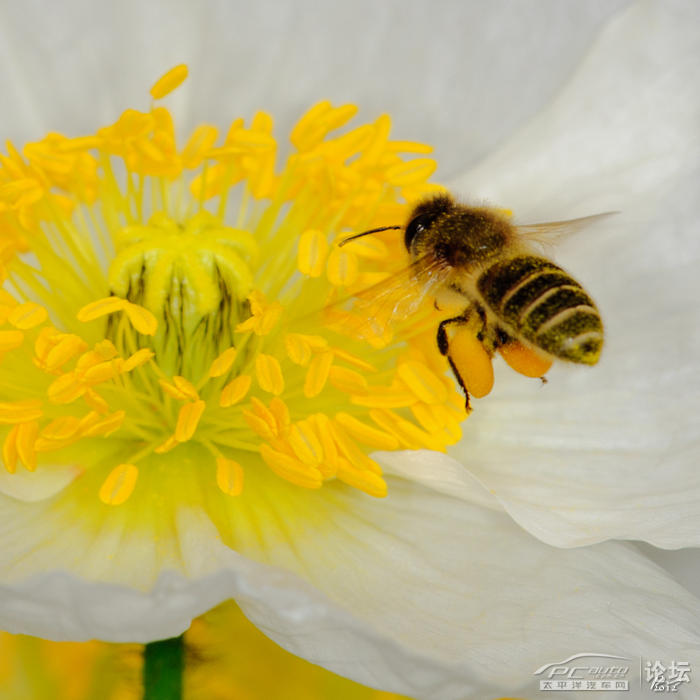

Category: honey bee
[340, 193, 606, 411]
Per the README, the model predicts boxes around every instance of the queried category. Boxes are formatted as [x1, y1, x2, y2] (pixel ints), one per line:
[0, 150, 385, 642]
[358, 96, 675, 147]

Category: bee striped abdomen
[477, 255, 603, 364]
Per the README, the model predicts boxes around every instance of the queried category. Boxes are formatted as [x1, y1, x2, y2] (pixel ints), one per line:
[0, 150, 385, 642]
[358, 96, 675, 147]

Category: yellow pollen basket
[0, 64, 473, 506]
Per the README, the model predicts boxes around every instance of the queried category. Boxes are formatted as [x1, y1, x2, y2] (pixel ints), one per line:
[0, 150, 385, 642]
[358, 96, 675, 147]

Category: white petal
[0, 463, 81, 502]
[637, 544, 700, 600]
[0, 1, 625, 174]
[2, 471, 700, 699]
[449, 0, 700, 548]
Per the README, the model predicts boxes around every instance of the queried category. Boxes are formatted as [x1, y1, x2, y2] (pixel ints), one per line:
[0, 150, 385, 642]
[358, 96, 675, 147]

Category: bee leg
[436, 314, 473, 414]
[446, 355, 471, 414]
[436, 315, 466, 356]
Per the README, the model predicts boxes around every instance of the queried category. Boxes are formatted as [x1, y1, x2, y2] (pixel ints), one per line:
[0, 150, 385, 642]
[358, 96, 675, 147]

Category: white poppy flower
[0, 2, 698, 700]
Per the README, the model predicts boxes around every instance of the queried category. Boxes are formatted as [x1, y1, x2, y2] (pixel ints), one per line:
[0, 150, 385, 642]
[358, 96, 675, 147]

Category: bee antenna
[338, 226, 402, 248]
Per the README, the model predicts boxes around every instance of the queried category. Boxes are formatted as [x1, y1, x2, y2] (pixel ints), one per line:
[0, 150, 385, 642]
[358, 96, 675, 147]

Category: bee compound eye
[404, 214, 429, 251]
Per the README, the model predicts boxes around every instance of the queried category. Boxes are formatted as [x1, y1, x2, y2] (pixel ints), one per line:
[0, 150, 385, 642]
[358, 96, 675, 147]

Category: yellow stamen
[99, 464, 139, 506]
[8, 302, 47, 329]
[326, 247, 358, 287]
[0, 400, 43, 424]
[255, 354, 285, 395]
[0, 330, 23, 351]
[335, 412, 399, 450]
[286, 422, 324, 466]
[385, 158, 437, 186]
[15, 421, 39, 471]
[150, 64, 189, 100]
[304, 351, 334, 398]
[259, 444, 323, 490]
[160, 376, 199, 401]
[284, 333, 328, 366]
[220, 375, 252, 407]
[208, 347, 238, 377]
[0, 71, 472, 502]
[175, 400, 206, 442]
[297, 229, 328, 277]
[397, 360, 448, 404]
[216, 456, 244, 496]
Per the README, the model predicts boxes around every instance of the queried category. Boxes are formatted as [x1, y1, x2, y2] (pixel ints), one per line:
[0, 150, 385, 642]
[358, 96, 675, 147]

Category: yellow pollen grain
[0, 399, 43, 424]
[327, 247, 358, 287]
[150, 64, 189, 100]
[499, 341, 553, 378]
[397, 360, 448, 404]
[0, 330, 23, 351]
[297, 229, 328, 277]
[219, 374, 251, 407]
[216, 457, 244, 496]
[449, 327, 494, 399]
[99, 463, 139, 506]
[255, 354, 285, 395]
[175, 400, 206, 442]
[259, 444, 323, 490]
[8, 302, 47, 330]
[208, 347, 238, 377]
[304, 350, 334, 398]
[335, 412, 400, 450]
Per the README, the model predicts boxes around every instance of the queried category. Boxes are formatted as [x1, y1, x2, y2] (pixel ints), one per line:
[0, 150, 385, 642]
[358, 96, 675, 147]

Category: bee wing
[515, 211, 618, 248]
[323, 254, 452, 346]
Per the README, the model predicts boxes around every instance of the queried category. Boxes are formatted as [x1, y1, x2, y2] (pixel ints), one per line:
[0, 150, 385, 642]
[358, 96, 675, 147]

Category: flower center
[0, 65, 465, 507]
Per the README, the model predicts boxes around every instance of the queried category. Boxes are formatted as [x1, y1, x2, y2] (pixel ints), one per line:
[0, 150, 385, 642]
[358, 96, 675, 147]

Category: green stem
[142, 635, 184, 700]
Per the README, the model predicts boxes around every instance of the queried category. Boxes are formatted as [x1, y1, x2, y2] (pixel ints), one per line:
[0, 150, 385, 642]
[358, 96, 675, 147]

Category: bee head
[404, 194, 455, 254]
